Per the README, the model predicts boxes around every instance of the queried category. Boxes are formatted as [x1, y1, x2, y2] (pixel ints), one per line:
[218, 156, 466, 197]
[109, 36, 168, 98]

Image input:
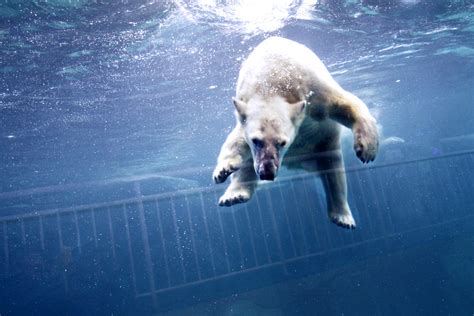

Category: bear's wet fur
[213, 37, 379, 229]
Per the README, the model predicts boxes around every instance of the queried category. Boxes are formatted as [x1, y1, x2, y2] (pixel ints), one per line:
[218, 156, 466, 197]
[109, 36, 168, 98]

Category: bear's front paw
[353, 117, 379, 163]
[218, 189, 251, 206]
[329, 211, 356, 229]
[213, 161, 240, 184]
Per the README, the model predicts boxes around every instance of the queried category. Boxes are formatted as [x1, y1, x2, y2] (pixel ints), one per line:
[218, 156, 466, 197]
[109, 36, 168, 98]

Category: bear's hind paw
[218, 190, 250, 206]
[329, 212, 356, 229]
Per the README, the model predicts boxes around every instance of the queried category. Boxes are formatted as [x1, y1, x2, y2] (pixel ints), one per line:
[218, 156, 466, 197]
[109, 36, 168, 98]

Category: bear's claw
[213, 165, 239, 184]
[218, 190, 250, 206]
[329, 212, 356, 229]
[353, 117, 379, 163]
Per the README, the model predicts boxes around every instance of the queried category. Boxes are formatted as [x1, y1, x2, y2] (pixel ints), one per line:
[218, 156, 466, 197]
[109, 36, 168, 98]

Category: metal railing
[1, 150, 473, 310]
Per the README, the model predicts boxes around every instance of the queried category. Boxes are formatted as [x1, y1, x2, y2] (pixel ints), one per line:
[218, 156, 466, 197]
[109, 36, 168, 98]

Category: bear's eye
[251, 138, 264, 148]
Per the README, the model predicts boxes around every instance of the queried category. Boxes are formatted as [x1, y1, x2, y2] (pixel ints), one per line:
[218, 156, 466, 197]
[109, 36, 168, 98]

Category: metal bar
[365, 169, 387, 238]
[56, 212, 69, 294]
[154, 199, 171, 288]
[352, 172, 375, 239]
[1, 149, 473, 201]
[0, 184, 228, 224]
[445, 157, 463, 214]
[91, 208, 98, 247]
[56, 212, 64, 249]
[0, 166, 215, 200]
[20, 219, 26, 245]
[214, 192, 231, 273]
[265, 190, 287, 272]
[3, 221, 9, 277]
[254, 194, 272, 264]
[170, 197, 187, 282]
[122, 204, 138, 296]
[300, 175, 322, 249]
[73, 211, 81, 254]
[409, 161, 433, 226]
[134, 182, 158, 308]
[428, 162, 453, 220]
[344, 175, 358, 244]
[107, 207, 116, 262]
[372, 171, 394, 234]
[184, 195, 202, 279]
[289, 181, 309, 254]
[3, 151, 473, 225]
[39, 215, 45, 250]
[344, 180, 356, 244]
[388, 167, 406, 232]
[277, 182, 297, 257]
[243, 204, 258, 267]
[312, 177, 333, 249]
[230, 208, 245, 270]
[136, 212, 474, 298]
[319, 171, 345, 247]
[460, 154, 474, 209]
[370, 170, 393, 233]
[199, 192, 216, 276]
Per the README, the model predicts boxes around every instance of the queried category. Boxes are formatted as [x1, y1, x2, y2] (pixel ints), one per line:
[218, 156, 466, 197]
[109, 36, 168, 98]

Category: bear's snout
[257, 160, 277, 181]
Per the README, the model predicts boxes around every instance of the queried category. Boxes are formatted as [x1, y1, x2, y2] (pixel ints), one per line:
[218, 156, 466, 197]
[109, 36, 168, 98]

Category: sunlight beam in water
[174, 0, 317, 35]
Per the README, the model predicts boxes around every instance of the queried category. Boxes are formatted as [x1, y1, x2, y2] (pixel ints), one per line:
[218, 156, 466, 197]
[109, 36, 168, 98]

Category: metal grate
[0, 151, 473, 310]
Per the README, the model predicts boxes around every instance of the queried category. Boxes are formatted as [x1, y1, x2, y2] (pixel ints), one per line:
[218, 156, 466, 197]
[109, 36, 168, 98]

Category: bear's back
[236, 37, 337, 103]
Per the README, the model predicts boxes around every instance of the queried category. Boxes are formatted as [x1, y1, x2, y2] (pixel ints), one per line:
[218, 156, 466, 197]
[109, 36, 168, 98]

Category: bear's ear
[232, 97, 247, 120]
[290, 100, 306, 118]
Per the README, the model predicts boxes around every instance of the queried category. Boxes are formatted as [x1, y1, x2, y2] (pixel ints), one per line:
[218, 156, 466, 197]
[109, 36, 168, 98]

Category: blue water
[0, 1, 473, 315]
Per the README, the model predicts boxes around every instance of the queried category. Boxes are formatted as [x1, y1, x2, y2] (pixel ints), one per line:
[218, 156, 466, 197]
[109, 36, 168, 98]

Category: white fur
[213, 37, 379, 229]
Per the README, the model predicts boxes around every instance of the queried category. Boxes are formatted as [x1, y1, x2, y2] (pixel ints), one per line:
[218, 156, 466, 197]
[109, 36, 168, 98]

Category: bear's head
[233, 96, 306, 181]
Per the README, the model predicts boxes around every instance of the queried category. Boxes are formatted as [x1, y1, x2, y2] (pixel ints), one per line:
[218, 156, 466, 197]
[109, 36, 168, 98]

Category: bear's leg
[308, 90, 379, 163]
[218, 158, 257, 206]
[213, 126, 250, 184]
[314, 130, 356, 229]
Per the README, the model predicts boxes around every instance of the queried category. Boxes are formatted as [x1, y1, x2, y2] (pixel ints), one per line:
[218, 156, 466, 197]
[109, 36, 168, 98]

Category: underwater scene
[0, 0, 473, 315]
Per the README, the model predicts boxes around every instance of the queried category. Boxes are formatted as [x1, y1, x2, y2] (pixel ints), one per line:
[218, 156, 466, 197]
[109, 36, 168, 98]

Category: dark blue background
[0, 1, 473, 315]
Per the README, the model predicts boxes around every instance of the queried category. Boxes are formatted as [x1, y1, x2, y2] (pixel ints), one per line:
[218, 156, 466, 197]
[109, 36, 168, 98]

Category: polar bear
[213, 37, 379, 229]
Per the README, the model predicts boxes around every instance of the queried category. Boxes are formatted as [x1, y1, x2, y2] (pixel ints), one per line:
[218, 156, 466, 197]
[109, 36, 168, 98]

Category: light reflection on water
[174, 0, 317, 35]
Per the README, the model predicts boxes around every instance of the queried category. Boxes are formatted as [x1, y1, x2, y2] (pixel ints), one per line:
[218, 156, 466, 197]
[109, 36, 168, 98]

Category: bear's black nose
[258, 161, 276, 181]
[259, 173, 275, 181]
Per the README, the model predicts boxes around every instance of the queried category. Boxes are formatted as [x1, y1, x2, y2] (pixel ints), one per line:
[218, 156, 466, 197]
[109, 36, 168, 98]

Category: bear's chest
[283, 116, 340, 168]
[285, 118, 322, 158]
